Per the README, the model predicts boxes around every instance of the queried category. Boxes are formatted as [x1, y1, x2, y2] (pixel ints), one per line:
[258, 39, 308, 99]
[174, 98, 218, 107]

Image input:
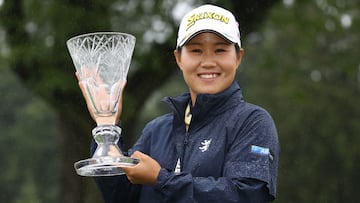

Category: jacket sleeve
[153, 108, 279, 203]
[154, 169, 272, 202]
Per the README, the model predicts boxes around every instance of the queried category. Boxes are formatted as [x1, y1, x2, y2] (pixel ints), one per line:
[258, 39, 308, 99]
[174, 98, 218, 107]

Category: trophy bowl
[66, 32, 139, 176]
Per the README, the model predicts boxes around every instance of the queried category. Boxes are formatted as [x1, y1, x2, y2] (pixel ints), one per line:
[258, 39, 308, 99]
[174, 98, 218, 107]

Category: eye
[215, 48, 226, 53]
[190, 48, 202, 53]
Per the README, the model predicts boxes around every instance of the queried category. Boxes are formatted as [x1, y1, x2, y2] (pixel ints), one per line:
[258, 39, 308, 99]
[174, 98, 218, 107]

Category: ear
[174, 49, 182, 70]
[236, 48, 245, 69]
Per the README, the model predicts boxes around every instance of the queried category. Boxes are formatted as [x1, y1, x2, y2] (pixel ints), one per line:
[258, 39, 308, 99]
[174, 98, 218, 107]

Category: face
[174, 32, 244, 104]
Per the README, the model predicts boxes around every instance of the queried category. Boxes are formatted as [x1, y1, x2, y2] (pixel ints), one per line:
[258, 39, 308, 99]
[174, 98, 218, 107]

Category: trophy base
[74, 156, 139, 176]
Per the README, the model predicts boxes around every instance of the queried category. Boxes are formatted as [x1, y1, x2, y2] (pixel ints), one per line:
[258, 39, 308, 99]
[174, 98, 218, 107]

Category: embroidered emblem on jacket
[199, 139, 212, 152]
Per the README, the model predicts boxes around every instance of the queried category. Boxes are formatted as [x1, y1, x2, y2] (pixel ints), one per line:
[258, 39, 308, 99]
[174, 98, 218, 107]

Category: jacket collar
[163, 81, 244, 124]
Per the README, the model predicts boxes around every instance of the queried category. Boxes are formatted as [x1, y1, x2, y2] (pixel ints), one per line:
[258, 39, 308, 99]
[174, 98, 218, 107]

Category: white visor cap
[176, 4, 241, 48]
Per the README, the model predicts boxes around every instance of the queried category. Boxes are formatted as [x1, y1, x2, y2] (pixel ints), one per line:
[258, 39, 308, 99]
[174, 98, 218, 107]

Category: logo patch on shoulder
[251, 145, 273, 160]
[251, 145, 269, 155]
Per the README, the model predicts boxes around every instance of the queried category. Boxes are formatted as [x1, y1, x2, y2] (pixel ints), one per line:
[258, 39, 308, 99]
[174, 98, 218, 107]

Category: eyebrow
[215, 41, 232, 46]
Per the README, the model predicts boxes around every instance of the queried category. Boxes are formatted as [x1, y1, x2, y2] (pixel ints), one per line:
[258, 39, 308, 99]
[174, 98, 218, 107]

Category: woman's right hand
[75, 71, 126, 125]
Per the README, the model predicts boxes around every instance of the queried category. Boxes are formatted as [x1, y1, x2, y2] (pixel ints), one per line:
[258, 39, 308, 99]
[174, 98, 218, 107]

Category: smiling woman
[174, 33, 243, 102]
[92, 4, 279, 203]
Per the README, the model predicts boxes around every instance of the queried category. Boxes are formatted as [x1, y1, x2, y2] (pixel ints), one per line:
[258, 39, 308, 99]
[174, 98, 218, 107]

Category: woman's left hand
[121, 151, 161, 185]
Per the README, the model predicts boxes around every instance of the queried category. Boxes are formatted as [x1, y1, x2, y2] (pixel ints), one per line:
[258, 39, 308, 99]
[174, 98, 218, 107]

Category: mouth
[198, 73, 220, 79]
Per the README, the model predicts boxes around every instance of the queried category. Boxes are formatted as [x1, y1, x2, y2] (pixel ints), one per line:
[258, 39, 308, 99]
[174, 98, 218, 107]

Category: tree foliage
[2, 0, 359, 202]
[0, 68, 59, 202]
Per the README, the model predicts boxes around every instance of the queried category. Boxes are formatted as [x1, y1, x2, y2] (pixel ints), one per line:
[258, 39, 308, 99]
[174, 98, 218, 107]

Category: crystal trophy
[66, 32, 139, 176]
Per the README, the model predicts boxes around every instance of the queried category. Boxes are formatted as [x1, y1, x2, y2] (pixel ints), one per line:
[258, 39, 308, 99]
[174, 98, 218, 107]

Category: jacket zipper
[181, 123, 190, 171]
[182, 103, 192, 171]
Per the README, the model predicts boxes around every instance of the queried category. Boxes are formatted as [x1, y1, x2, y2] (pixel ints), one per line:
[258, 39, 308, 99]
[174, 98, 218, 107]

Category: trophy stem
[92, 125, 123, 157]
[74, 125, 139, 176]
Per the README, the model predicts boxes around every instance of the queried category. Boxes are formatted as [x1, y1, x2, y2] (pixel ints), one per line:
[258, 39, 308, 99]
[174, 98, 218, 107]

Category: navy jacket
[92, 81, 280, 203]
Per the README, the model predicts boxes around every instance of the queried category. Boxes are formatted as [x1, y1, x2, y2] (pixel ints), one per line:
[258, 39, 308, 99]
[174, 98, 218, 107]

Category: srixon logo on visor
[186, 12, 230, 31]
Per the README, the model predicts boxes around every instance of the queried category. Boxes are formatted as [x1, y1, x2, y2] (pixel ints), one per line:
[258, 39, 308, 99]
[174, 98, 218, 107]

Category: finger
[120, 165, 131, 174]
[107, 145, 123, 157]
[119, 151, 142, 175]
[75, 72, 97, 121]
[115, 80, 127, 123]
[75, 72, 87, 99]
[75, 71, 81, 81]
[131, 151, 145, 160]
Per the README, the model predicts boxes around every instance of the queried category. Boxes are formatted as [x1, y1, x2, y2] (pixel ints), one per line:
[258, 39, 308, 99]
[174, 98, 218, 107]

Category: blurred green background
[0, 0, 359, 202]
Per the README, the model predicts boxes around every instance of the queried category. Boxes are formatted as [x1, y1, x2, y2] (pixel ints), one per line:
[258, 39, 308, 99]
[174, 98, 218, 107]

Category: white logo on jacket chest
[199, 139, 212, 152]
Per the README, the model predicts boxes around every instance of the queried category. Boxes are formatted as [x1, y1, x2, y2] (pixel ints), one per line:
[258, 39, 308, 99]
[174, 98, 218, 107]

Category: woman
[91, 4, 279, 203]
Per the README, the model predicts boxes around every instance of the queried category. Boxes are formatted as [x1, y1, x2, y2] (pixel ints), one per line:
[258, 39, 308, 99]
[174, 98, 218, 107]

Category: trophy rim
[74, 156, 140, 176]
[66, 31, 136, 45]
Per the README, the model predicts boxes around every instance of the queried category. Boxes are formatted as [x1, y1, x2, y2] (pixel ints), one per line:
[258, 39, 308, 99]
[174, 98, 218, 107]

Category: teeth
[199, 74, 218, 79]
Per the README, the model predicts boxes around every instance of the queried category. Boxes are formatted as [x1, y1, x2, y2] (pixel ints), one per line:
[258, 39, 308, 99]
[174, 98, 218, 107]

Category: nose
[200, 51, 216, 68]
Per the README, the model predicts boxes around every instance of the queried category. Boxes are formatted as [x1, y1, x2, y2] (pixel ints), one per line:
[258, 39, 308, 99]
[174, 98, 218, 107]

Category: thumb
[131, 151, 147, 160]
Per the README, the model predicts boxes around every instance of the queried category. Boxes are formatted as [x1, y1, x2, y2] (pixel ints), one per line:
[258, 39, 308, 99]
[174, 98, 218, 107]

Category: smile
[198, 73, 220, 79]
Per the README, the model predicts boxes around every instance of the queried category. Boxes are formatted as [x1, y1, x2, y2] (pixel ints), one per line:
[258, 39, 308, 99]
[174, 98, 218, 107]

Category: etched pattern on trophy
[67, 32, 139, 176]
